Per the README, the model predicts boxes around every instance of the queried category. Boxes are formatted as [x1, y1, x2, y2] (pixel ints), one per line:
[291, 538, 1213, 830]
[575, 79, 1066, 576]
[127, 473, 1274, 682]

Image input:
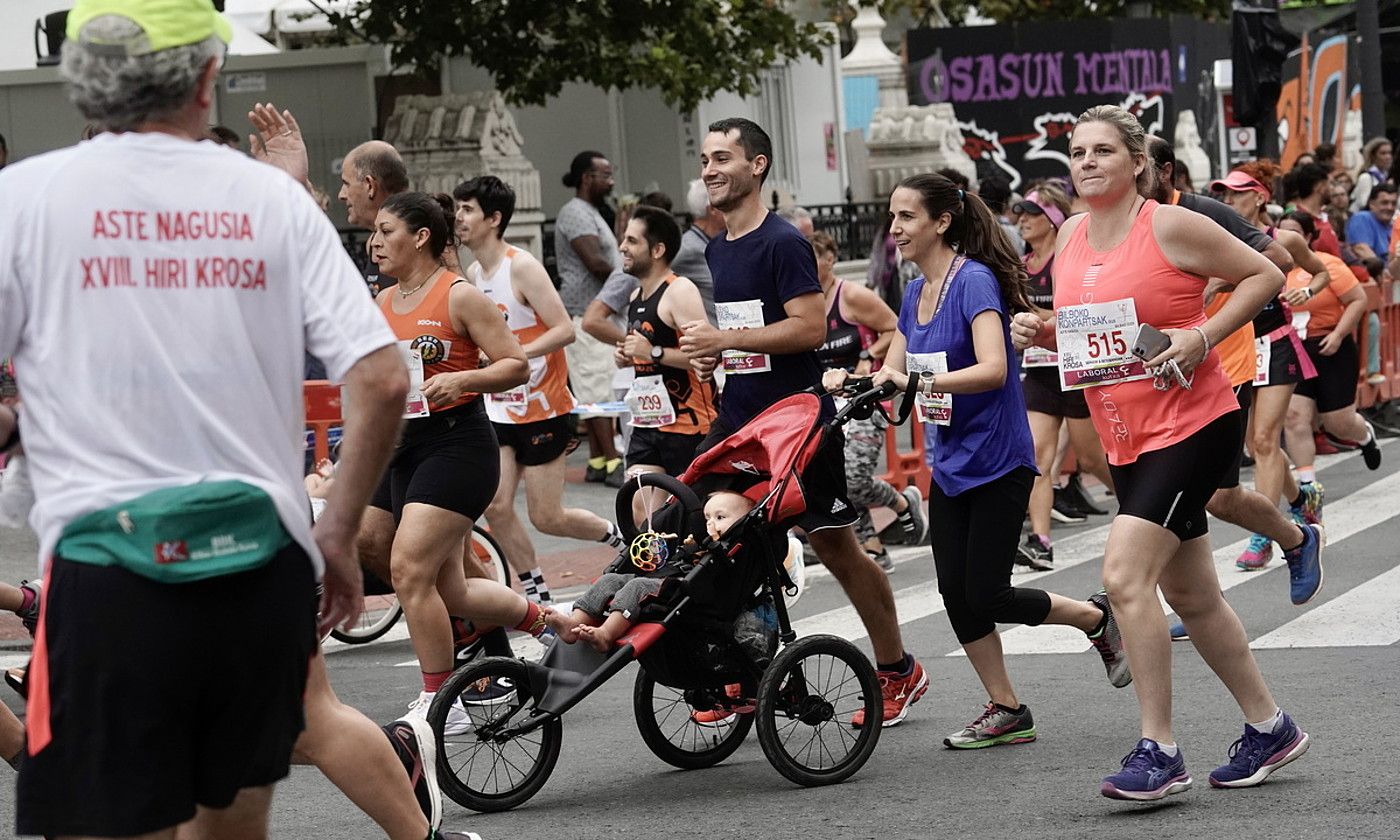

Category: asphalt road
[2, 439, 1398, 839]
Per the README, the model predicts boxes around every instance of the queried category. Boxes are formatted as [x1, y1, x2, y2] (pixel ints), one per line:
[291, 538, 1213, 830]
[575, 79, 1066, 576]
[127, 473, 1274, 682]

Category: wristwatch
[650, 345, 664, 361]
[858, 349, 872, 361]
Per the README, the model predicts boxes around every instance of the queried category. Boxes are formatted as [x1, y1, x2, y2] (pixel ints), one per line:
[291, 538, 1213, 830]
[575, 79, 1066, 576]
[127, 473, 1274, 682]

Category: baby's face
[704, 493, 751, 540]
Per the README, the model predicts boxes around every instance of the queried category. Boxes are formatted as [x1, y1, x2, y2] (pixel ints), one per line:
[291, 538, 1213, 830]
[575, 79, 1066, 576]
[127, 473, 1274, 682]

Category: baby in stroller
[550, 490, 755, 652]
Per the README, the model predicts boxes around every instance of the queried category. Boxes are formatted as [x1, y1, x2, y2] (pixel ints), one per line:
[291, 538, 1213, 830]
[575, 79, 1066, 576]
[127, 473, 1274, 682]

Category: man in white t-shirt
[555, 151, 625, 483]
[0, 4, 420, 837]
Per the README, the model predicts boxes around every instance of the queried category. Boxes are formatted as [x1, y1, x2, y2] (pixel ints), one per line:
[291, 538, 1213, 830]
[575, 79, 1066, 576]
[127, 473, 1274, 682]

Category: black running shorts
[1216, 383, 1254, 490]
[1021, 367, 1090, 420]
[694, 419, 859, 532]
[372, 399, 500, 521]
[1109, 411, 1240, 541]
[17, 546, 317, 837]
[1294, 334, 1359, 413]
[1258, 334, 1307, 387]
[626, 427, 704, 476]
[491, 415, 574, 467]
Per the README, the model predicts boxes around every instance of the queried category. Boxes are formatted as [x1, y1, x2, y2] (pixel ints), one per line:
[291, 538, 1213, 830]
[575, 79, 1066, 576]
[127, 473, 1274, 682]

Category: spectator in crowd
[1290, 163, 1342, 256]
[556, 150, 625, 484]
[1313, 142, 1337, 172]
[977, 172, 1025, 255]
[674, 178, 721, 321]
[777, 205, 815, 237]
[1346, 182, 1396, 260]
[1349, 137, 1391, 212]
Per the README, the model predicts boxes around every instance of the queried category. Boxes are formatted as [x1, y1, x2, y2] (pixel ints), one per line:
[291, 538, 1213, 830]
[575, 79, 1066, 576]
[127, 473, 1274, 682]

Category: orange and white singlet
[471, 247, 575, 423]
[378, 271, 480, 413]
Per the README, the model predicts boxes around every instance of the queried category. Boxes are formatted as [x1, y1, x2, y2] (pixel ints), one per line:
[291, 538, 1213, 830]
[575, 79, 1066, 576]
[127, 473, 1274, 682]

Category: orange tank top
[1204, 293, 1256, 387]
[1053, 201, 1238, 465]
[378, 271, 480, 412]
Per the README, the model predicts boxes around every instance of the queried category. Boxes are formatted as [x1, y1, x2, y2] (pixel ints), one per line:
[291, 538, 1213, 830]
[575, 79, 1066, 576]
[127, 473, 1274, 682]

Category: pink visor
[1209, 170, 1271, 198]
[1011, 191, 1067, 229]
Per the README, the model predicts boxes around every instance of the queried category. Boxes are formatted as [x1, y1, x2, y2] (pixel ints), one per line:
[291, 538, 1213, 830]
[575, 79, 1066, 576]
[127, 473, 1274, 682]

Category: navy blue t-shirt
[706, 212, 831, 428]
[899, 259, 1037, 496]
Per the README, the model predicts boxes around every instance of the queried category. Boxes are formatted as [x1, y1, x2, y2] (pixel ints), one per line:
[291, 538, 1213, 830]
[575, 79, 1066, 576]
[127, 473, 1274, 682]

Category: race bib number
[399, 341, 432, 419]
[906, 351, 951, 426]
[1055, 300, 1149, 390]
[490, 384, 528, 407]
[1022, 346, 1059, 368]
[625, 375, 676, 428]
[1254, 337, 1271, 386]
[1291, 309, 1311, 340]
[716, 300, 772, 374]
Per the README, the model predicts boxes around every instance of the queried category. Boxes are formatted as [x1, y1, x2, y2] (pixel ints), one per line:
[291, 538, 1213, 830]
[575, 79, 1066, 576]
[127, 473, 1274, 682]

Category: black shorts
[1109, 411, 1240, 541]
[17, 546, 317, 837]
[1021, 367, 1090, 419]
[373, 400, 499, 521]
[492, 414, 573, 466]
[626, 427, 704, 476]
[1217, 382, 1254, 490]
[695, 419, 859, 532]
[1294, 335, 1359, 413]
[1257, 333, 1307, 388]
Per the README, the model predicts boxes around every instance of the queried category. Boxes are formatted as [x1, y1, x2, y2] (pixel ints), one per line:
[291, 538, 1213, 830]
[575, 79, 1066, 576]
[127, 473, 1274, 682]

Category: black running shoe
[1064, 473, 1108, 516]
[1015, 535, 1054, 571]
[1051, 489, 1087, 524]
[1360, 421, 1382, 470]
[383, 717, 442, 830]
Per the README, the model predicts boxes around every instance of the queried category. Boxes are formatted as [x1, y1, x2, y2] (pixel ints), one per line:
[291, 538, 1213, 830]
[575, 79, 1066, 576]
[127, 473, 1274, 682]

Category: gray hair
[776, 205, 812, 223]
[686, 178, 710, 218]
[60, 15, 225, 133]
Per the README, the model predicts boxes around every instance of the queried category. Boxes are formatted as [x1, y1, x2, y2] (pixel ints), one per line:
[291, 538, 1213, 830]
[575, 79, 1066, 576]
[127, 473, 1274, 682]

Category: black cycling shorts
[694, 419, 858, 532]
[17, 546, 317, 837]
[1294, 334, 1359, 413]
[1021, 367, 1090, 420]
[1109, 411, 1240, 541]
[492, 415, 574, 467]
[626, 427, 704, 476]
[372, 399, 499, 521]
[1216, 383, 1254, 490]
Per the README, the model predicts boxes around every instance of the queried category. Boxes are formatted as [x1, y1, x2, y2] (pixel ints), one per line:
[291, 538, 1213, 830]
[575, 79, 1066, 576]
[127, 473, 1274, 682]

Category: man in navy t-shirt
[680, 118, 928, 728]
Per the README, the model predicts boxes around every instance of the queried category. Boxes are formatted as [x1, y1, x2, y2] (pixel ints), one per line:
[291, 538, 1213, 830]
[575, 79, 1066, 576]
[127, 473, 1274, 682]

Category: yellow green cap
[66, 0, 233, 56]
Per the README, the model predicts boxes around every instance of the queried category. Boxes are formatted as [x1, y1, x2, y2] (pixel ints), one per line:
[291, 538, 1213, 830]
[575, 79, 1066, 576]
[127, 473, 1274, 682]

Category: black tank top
[1025, 254, 1054, 312]
[815, 280, 864, 371]
[627, 274, 717, 435]
[1252, 227, 1288, 335]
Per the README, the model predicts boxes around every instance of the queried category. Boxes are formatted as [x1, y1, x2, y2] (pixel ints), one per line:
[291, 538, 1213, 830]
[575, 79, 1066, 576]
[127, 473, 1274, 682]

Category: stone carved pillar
[383, 92, 545, 258]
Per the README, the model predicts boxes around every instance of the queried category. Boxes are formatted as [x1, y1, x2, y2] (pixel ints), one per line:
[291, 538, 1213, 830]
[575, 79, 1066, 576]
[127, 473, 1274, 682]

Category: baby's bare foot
[575, 625, 613, 653]
[542, 608, 582, 643]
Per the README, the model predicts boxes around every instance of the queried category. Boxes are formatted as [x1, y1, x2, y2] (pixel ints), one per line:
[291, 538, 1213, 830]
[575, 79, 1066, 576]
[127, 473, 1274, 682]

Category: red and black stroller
[424, 379, 917, 812]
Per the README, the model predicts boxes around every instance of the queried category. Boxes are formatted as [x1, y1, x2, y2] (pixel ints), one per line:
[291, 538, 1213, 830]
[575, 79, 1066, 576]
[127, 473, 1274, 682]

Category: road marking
[1252, 565, 1400, 648]
[983, 467, 1400, 656]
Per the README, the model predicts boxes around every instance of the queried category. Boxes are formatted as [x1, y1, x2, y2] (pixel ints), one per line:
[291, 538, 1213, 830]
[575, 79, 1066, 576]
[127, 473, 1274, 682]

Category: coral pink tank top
[1053, 201, 1238, 465]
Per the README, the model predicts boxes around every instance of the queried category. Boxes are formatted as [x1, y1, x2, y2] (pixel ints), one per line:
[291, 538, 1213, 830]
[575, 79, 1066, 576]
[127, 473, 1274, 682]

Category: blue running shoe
[1168, 621, 1189, 641]
[1101, 739, 1193, 801]
[1208, 712, 1310, 788]
[1283, 523, 1324, 605]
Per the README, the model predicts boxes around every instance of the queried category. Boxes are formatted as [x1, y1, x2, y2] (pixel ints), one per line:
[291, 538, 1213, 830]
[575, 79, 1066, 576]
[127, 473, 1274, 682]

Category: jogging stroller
[425, 379, 919, 812]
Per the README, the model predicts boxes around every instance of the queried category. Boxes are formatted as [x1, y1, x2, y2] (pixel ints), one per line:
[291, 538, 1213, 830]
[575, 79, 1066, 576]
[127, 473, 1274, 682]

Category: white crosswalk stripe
[1252, 564, 1400, 649]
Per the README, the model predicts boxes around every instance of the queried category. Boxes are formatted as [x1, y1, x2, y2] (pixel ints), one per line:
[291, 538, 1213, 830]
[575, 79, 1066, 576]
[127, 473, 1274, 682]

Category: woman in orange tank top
[1011, 107, 1315, 801]
[358, 193, 576, 722]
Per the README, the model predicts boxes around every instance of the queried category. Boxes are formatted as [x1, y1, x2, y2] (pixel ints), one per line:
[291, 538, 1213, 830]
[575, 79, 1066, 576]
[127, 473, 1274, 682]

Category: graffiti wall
[906, 17, 1230, 189]
[1277, 32, 1363, 170]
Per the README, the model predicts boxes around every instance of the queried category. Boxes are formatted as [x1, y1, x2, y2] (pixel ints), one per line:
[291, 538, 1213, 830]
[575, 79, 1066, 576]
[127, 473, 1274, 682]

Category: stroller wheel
[328, 592, 401, 644]
[633, 669, 754, 769]
[756, 635, 882, 787]
[428, 657, 562, 812]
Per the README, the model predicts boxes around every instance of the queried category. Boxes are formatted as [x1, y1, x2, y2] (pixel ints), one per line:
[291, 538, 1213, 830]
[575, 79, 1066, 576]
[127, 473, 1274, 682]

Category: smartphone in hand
[1131, 324, 1171, 361]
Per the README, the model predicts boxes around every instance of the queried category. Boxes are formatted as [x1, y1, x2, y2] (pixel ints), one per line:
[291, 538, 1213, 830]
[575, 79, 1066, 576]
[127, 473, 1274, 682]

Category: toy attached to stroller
[424, 379, 918, 812]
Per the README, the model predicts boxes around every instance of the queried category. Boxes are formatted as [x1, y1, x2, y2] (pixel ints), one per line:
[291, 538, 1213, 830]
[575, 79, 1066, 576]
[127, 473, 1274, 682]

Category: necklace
[397, 268, 437, 298]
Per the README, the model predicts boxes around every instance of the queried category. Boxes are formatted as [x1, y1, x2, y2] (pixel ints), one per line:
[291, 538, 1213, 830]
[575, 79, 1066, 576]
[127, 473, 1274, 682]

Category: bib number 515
[1086, 329, 1128, 359]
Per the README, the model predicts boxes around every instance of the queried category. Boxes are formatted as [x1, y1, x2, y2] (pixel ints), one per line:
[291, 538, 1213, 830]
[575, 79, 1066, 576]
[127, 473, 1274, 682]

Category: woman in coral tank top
[1011, 106, 1315, 801]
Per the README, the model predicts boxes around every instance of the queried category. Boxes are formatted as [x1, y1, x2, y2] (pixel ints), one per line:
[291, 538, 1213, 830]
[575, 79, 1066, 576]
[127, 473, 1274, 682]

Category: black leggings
[929, 467, 1051, 645]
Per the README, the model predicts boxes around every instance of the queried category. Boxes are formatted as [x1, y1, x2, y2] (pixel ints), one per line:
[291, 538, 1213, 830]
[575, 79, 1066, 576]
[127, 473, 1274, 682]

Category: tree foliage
[322, 0, 833, 111]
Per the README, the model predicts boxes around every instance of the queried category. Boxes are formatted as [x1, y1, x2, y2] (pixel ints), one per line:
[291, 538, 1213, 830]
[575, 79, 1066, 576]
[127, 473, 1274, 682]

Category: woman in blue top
[864, 173, 1130, 749]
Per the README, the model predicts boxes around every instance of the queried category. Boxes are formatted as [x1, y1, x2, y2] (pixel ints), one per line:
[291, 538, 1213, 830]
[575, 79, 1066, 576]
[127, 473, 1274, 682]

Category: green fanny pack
[56, 480, 292, 584]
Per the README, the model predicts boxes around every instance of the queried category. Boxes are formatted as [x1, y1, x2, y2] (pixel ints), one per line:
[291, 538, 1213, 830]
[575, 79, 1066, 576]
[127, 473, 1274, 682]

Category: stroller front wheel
[633, 668, 754, 769]
[755, 634, 883, 786]
[428, 657, 562, 812]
